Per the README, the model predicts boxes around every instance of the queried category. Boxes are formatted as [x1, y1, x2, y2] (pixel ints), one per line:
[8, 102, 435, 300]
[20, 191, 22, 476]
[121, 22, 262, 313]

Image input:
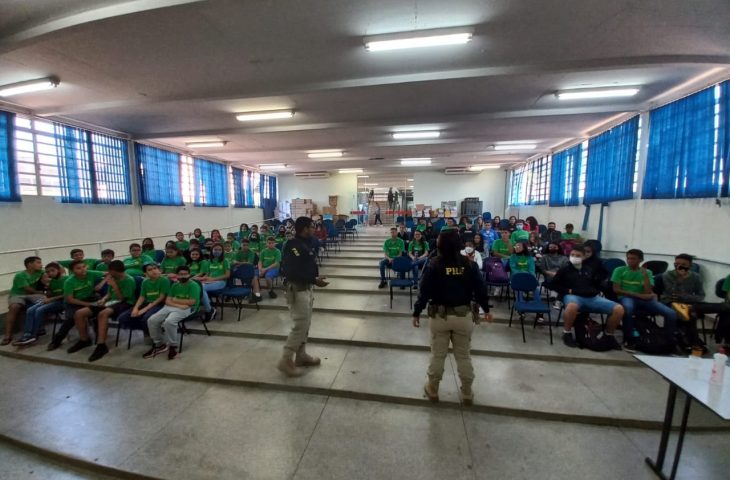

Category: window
[508, 156, 550, 206]
[180, 155, 195, 204]
[90, 133, 132, 204]
[0, 111, 20, 201]
[193, 158, 228, 207]
[231, 167, 246, 207]
[549, 143, 582, 206]
[509, 164, 528, 206]
[135, 143, 183, 206]
[642, 83, 725, 199]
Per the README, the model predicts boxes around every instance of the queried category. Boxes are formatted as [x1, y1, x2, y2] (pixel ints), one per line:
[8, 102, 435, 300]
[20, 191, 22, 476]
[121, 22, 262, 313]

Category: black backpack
[635, 317, 675, 355]
[574, 314, 613, 351]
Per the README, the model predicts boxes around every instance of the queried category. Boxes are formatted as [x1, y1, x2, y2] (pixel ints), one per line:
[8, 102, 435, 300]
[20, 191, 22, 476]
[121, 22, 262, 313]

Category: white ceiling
[1, 0, 729, 183]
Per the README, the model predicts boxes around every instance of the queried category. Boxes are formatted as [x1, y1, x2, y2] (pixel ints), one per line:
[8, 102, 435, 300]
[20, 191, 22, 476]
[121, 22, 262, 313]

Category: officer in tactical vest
[277, 217, 329, 376]
[412, 227, 492, 405]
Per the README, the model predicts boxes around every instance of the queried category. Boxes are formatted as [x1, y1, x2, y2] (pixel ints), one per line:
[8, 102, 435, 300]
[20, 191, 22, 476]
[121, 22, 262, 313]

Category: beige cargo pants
[428, 313, 475, 387]
[284, 284, 314, 354]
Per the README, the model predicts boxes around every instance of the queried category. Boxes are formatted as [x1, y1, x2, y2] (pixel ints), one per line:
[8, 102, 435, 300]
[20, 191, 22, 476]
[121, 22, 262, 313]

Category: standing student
[3, 257, 46, 345]
[160, 245, 186, 280]
[258, 237, 282, 299]
[378, 227, 405, 288]
[175, 232, 190, 252]
[117, 263, 170, 344]
[123, 243, 154, 277]
[94, 249, 115, 272]
[408, 230, 429, 285]
[14, 262, 67, 346]
[144, 265, 201, 360]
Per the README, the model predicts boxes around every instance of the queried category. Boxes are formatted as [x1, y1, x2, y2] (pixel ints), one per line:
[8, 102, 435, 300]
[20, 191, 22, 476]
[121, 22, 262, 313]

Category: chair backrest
[690, 263, 700, 274]
[538, 224, 547, 235]
[133, 275, 144, 297]
[335, 219, 346, 229]
[231, 264, 255, 285]
[642, 260, 669, 276]
[601, 258, 626, 275]
[154, 250, 165, 263]
[653, 273, 665, 297]
[391, 256, 413, 275]
[509, 272, 539, 293]
[482, 212, 491, 221]
[405, 219, 415, 229]
[716, 278, 727, 299]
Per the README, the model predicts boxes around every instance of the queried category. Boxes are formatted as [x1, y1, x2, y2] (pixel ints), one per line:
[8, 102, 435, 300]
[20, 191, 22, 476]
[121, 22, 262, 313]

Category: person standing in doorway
[374, 202, 383, 226]
[369, 189, 375, 202]
[277, 217, 329, 377]
[387, 187, 394, 211]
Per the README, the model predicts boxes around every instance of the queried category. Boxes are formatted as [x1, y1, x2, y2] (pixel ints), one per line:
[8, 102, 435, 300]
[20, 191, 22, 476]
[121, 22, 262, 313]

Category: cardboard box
[322, 206, 337, 215]
[328, 195, 338, 207]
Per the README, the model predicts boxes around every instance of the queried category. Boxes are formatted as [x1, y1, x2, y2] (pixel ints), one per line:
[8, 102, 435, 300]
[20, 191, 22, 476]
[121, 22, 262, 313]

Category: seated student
[188, 248, 210, 280]
[491, 215, 502, 229]
[509, 241, 535, 276]
[144, 265, 201, 360]
[223, 241, 237, 264]
[541, 222, 562, 245]
[692, 273, 730, 349]
[226, 232, 241, 251]
[209, 229, 223, 244]
[191, 227, 205, 243]
[94, 249, 115, 272]
[260, 224, 271, 240]
[479, 221, 498, 250]
[141, 238, 156, 257]
[445, 217, 458, 229]
[13, 262, 67, 346]
[175, 232, 190, 252]
[3, 256, 45, 345]
[258, 236, 282, 299]
[552, 245, 623, 349]
[539, 242, 568, 282]
[250, 224, 259, 237]
[510, 220, 530, 244]
[47, 260, 105, 351]
[117, 263, 170, 344]
[612, 249, 677, 352]
[200, 243, 230, 318]
[274, 226, 287, 245]
[527, 231, 543, 257]
[185, 238, 201, 261]
[561, 223, 583, 242]
[59, 249, 99, 270]
[659, 254, 707, 349]
[472, 232, 486, 254]
[248, 232, 262, 255]
[70, 260, 136, 362]
[123, 243, 154, 277]
[238, 223, 251, 240]
[378, 227, 406, 288]
[397, 224, 411, 251]
[506, 216, 517, 233]
[314, 223, 328, 243]
[525, 216, 539, 233]
[462, 241, 484, 266]
[232, 239, 263, 303]
[415, 218, 427, 233]
[490, 230, 513, 262]
[408, 230, 429, 285]
[160, 244, 186, 280]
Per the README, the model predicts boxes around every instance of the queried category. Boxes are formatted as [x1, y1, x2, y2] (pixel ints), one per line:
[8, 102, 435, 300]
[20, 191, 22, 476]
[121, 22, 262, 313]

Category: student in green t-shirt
[561, 223, 583, 242]
[274, 226, 287, 245]
[117, 263, 170, 344]
[510, 221, 530, 244]
[175, 232, 190, 252]
[379, 227, 406, 288]
[233, 239, 263, 303]
[223, 241, 237, 264]
[191, 227, 206, 244]
[491, 230, 513, 261]
[3, 256, 45, 345]
[509, 241, 535, 276]
[258, 237, 282, 299]
[188, 248, 210, 280]
[160, 245, 187, 280]
[13, 262, 67, 346]
[408, 230, 429, 284]
[248, 232, 262, 254]
[611, 249, 677, 351]
[58, 248, 99, 271]
[238, 223, 251, 240]
[145, 265, 201, 360]
[226, 233, 241, 251]
[94, 249, 115, 272]
[123, 243, 154, 277]
[198, 243, 230, 320]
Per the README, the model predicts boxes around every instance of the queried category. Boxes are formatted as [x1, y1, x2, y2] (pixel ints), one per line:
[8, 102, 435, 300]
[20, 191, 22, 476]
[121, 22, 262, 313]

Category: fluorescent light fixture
[468, 164, 501, 171]
[363, 183, 379, 186]
[407, 178, 414, 181]
[357, 175, 370, 178]
[308, 150, 343, 159]
[493, 144, 537, 151]
[338, 168, 363, 174]
[0, 76, 59, 97]
[365, 32, 472, 52]
[401, 158, 432, 166]
[392, 131, 441, 140]
[186, 141, 226, 149]
[235, 110, 294, 121]
[259, 164, 288, 170]
[556, 87, 640, 100]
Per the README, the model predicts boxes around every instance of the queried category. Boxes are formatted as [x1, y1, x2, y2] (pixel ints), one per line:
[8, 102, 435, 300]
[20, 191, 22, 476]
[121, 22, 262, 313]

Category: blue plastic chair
[154, 250, 165, 263]
[219, 264, 256, 322]
[114, 275, 145, 349]
[405, 218, 415, 230]
[396, 215, 404, 224]
[482, 212, 492, 221]
[601, 258, 626, 276]
[389, 256, 415, 309]
[509, 272, 553, 344]
[178, 281, 209, 352]
[344, 219, 358, 241]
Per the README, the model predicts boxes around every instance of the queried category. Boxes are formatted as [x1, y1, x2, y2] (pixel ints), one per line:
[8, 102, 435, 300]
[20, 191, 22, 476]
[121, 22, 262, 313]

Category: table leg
[645, 384, 678, 479]
[669, 394, 692, 480]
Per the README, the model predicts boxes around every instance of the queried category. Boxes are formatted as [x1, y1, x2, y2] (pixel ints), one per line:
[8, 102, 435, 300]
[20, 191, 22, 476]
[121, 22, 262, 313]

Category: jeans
[147, 306, 193, 347]
[116, 303, 163, 334]
[201, 281, 226, 311]
[563, 294, 618, 315]
[412, 257, 427, 284]
[379, 258, 393, 281]
[620, 296, 678, 336]
[23, 300, 63, 337]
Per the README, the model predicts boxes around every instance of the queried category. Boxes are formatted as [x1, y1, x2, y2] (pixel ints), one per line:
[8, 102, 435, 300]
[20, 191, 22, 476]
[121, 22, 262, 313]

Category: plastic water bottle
[710, 353, 727, 385]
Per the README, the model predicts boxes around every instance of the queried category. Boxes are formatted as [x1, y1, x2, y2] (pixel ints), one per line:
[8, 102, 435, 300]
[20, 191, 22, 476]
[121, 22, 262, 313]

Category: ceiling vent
[295, 171, 330, 179]
[444, 167, 479, 175]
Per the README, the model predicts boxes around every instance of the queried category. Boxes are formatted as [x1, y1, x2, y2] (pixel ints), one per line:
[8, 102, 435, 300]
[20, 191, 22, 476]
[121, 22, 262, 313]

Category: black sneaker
[47, 338, 62, 351]
[269, 290, 278, 299]
[67, 339, 92, 354]
[248, 294, 262, 304]
[143, 344, 168, 359]
[623, 340, 637, 353]
[13, 335, 37, 346]
[562, 333, 577, 348]
[167, 346, 178, 360]
[88, 343, 109, 362]
[378, 281, 387, 289]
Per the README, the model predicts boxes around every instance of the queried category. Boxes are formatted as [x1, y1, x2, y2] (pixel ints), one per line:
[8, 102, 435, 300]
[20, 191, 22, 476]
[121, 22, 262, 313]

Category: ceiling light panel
[186, 141, 226, 148]
[235, 110, 294, 121]
[365, 29, 473, 52]
[392, 131, 441, 140]
[338, 168, 363, 174]
[0, 76, 59, 97]
[400, 158, 432, 166]
[308, 150, 343, 159]
[556, 87, 640, 100]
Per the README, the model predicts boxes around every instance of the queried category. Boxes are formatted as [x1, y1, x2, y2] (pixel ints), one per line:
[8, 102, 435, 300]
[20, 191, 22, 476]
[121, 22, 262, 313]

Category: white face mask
[569, 256, 582, 266]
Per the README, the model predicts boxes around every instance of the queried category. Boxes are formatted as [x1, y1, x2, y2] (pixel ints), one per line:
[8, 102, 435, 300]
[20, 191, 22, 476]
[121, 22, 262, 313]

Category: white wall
[413, 169, 507, 216]
[0, 196, 263, 290]
[278, 173, 358, 216]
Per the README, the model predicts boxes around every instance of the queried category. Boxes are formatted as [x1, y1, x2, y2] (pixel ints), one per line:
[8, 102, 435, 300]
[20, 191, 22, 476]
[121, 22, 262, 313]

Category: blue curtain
[194, 158, 228, 207]
[232, 167, 245, 207]
[54, 124, 93, 203]
[89, 133, 132, 205]
[584, 116, 639, 204]
[720, 80, 730, 198]
[549, 143, 582, 206]
[135, 143, 183, 206]
[260, 173, 278, 219]
[244, 169, 255, 207]
[509, 167, 525, 206]
[527, 156, 549, 205]
[642, 85, 719, 199]
[0, 111, 20, 202]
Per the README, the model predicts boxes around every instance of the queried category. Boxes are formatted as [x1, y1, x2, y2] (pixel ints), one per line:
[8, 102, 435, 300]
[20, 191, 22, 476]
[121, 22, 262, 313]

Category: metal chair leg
[519, 313, 526, 343]
[548, 311, 553, 344]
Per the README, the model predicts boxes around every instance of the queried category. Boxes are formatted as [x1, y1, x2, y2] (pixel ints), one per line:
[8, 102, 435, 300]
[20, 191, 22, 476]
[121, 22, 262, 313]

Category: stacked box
[328, 195, 338, 207]
[291, 198, 314, 218]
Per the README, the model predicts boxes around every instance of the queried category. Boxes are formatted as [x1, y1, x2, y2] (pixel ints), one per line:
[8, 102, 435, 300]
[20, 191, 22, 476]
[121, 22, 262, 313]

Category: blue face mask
[516, 224, 524, 230]
[212, 250, 223, 257]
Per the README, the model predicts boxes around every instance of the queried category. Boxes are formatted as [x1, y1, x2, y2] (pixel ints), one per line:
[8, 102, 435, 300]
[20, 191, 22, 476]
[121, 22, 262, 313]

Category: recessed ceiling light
[235, 110, 294, 122]
[392, 131, 441, 140]
[365, 30, 473, 52]
[401, 158, 432, 166]
[186, 141, 226, 149]
[407, 178, 414, 181]
[556, 87, 640, 100]
[493, 144, 537, 151]
[259, 164, 288, 170]
[357, 175, 370, 178]
[363, 183, 379, 186]
[468, 165, 501, 171]
[0, 76, 59, 97]
[308, 150, 343, 159]
[338, 168, 363, 174]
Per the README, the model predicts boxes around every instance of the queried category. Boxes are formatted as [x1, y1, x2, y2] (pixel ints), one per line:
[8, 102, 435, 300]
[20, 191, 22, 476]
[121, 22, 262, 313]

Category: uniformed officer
[412, 227, 492, 405]
[277, 217, 329, 377]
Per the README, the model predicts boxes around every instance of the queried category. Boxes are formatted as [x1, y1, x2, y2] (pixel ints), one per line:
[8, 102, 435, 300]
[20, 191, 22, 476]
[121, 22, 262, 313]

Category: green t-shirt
[48, 275, 67, 297]
[188, 260, 210, 277]
[170, 280, 201, 311]
[140, 276, 170, 303]
[249, 240, 262, 254]
[95, 261, 110, 272]
[123, 255, 154, 276]
[408, 240, 428, 256]
[491, 239, 511, 257]
[383, 238, 405, 259]
[240, 230, 251, 239]
[260, 247, 282, 268]
[274, 235, 286, 245]
[510, 230, 529, 244]
[510, 254, 530, 272]
[416, 224, 426, 232]
[195, 236, 206, 244]
[722, 274, 730, 303]
[611, 266, 654, 295]
[561, 232, 580, 240]
[59, 259, 99, 270]
[63, 271, 104, 301]
[224, 251, 236, 264]
[109, 274, 136, 303]
[229, 240, 241, 251]
[208, 259, 230, 278]
[10, 270, 43, 296]
[160, 256, 186, 274]
[176, 240, 190, 251]
[234, 250, 257, 264]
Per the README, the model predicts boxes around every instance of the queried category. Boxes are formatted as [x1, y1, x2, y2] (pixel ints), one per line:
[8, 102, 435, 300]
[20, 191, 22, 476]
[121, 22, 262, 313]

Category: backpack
[483, 257, 508, 283]
[574, 314, 613, 351]
[634, 317, 675, 355]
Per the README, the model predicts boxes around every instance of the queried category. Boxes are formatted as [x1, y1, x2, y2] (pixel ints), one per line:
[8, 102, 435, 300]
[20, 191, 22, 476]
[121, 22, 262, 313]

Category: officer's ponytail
[434, 229, 470, 270]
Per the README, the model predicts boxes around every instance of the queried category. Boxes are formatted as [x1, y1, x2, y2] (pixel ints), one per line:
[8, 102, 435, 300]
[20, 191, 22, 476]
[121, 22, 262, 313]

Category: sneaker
[142, 343, 168, 359]
[269, 290, 278, 299]
[88, 343, 109, 362]
[248, 294, 262, 304]
[167, 346, 178, 360]
[623, 340, 637, 353]
[378, 281, 387, 289]
[208, 308, 218, 321]
[13, 335, 37, 347]
[562, 332, 577, 348]
[47, 338, 62, 351]
[66, 339, 92, 354]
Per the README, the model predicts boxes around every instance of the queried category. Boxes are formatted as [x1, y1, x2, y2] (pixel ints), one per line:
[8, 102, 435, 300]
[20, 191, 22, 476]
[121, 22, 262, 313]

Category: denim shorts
[563, 294, 618, 315]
